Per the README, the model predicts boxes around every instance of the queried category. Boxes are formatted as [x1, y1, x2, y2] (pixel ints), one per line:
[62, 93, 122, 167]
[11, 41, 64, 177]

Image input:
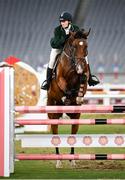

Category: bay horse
[47, 29, 90, 167]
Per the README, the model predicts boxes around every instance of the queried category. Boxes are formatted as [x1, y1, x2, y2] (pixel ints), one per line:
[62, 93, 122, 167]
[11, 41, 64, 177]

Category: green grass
[1, 113, 125, 179]
[9, 162, 125, 179]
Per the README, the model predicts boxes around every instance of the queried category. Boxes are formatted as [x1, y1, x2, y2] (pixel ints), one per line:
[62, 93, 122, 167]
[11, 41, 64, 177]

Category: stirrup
[91, 75, 100, 81]
[88, 75, 100, 86]
[41, 80, 48, 90]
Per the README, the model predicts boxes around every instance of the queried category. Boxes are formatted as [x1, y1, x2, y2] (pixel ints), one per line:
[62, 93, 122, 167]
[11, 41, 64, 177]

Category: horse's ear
[82, 28, 91, 37]
[81, 28, 85, 32]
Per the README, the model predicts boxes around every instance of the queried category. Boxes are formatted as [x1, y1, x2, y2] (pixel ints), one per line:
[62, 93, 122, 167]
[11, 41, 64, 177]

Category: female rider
[41, 12, 100, 90]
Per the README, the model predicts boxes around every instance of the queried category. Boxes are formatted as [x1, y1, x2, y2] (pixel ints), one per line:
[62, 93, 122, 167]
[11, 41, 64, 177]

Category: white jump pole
[0, 67, 14, 177]
[9, 67, 15, 175]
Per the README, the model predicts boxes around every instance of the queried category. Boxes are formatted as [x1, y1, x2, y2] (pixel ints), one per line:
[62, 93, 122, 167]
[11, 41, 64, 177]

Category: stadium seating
[0, 0, 124, 73]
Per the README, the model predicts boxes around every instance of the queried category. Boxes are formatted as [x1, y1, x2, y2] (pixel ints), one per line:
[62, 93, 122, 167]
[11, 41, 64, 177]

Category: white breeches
[48, 48, 89, 69]
[48, 48, 61, 69]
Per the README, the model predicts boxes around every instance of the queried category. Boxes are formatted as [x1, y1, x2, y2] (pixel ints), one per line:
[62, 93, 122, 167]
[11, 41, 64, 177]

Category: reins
[62, 40, 86, 67]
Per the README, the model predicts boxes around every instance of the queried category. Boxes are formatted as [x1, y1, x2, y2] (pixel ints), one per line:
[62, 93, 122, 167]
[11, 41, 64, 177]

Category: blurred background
[0, 0, 125, 82]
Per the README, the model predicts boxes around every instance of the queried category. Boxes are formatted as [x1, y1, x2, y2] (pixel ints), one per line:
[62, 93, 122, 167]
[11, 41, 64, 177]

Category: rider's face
[60, 20, 69, 28]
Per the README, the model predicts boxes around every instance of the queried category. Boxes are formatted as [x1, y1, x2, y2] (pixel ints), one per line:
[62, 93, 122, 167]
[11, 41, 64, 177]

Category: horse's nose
[76, 64, 84, 74]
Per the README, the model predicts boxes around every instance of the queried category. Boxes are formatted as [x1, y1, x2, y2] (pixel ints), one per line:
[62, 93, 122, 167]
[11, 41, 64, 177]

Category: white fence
[85, 84, 125, 105]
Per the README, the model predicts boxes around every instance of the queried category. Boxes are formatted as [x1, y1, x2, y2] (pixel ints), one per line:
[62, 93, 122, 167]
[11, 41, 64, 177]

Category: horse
[47, 29, 90, 168]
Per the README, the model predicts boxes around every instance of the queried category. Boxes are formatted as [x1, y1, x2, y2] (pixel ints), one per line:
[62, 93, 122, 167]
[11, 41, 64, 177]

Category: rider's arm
[50, 26, 66, 49]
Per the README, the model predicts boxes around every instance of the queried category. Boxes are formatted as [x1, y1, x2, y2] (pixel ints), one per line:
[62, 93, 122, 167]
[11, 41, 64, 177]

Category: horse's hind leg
[51, 124, 60, 154]
[69, 113, 80, 167]
[51, 122, 63, 168]
[69, 124, 79, 167]
[71, 124, 79, 152]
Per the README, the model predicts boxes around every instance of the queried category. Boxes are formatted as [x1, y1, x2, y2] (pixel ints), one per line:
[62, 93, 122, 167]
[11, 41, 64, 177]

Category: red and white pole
[0, 67, 14, 177]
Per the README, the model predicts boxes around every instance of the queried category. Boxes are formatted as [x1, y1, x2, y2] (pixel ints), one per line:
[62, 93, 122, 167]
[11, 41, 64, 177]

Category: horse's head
[64, 29, 90, 74]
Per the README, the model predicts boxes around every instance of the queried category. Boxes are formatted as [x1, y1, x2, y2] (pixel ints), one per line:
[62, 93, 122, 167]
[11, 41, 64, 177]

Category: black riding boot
[88, 64, 100, 86]
[41, 67, 53, 90]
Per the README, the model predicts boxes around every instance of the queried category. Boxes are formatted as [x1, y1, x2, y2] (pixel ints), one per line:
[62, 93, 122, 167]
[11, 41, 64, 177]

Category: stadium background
[0, 0, 124, 82]
[0, 1, 125, 179]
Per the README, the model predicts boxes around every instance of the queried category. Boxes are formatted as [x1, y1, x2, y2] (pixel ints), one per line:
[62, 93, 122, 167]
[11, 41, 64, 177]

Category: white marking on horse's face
[79, 41, 83, 46]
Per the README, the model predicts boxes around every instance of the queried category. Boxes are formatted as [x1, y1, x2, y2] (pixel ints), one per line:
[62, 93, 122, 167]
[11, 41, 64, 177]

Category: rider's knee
[49, 48, 61, 68]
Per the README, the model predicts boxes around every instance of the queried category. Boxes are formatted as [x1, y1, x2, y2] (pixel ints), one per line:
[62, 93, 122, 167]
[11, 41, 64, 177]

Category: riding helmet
[59, 12, 72, 22]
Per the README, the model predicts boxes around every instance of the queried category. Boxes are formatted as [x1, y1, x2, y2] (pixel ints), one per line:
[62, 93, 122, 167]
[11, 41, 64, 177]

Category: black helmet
[59, 12, 72, 22]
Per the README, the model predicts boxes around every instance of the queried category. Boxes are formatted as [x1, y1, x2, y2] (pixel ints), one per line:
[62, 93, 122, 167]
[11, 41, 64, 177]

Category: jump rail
[15, 105, 125, 113]
[1, 66, 125, 177]
[15, 118, 125, 125]
[16, 153, 125, 160]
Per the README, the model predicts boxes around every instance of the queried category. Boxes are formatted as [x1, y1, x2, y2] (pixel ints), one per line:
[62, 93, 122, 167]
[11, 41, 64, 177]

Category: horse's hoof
[70, 160, 76, 167]
[56, 160, 63, 168]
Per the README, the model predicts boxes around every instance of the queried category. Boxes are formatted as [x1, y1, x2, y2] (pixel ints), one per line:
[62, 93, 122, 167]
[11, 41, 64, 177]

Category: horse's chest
[66, 74, 79, 87]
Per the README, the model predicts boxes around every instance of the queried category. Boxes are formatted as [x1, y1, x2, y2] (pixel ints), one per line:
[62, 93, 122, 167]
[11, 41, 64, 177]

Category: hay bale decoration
[4, 56, 40, 106]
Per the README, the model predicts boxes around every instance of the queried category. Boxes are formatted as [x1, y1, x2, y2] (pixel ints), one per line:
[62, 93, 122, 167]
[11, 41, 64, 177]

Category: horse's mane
[74, 29, 88, 39]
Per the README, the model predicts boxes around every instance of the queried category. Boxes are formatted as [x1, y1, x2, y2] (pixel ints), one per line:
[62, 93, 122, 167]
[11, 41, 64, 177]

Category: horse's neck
[60, 53, 76, 78]
[63, 41, 72, 57]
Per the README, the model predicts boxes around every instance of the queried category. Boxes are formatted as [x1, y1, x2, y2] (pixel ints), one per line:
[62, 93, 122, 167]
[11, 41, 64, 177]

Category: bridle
[57, 36, 88, 97]
[62, 39, 87, 67]
[57, 30, 90, 102]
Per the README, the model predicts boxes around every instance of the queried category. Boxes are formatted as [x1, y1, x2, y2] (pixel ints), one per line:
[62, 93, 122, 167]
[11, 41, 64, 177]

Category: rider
[41, 12, 100, 90]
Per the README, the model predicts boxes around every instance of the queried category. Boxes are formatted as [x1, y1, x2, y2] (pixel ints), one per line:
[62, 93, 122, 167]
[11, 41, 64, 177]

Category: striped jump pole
[15, 118, 125, 125]
[16, 154, 125, 160]
[15, 105, 125, 113]
[1, 66, 125, 177]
